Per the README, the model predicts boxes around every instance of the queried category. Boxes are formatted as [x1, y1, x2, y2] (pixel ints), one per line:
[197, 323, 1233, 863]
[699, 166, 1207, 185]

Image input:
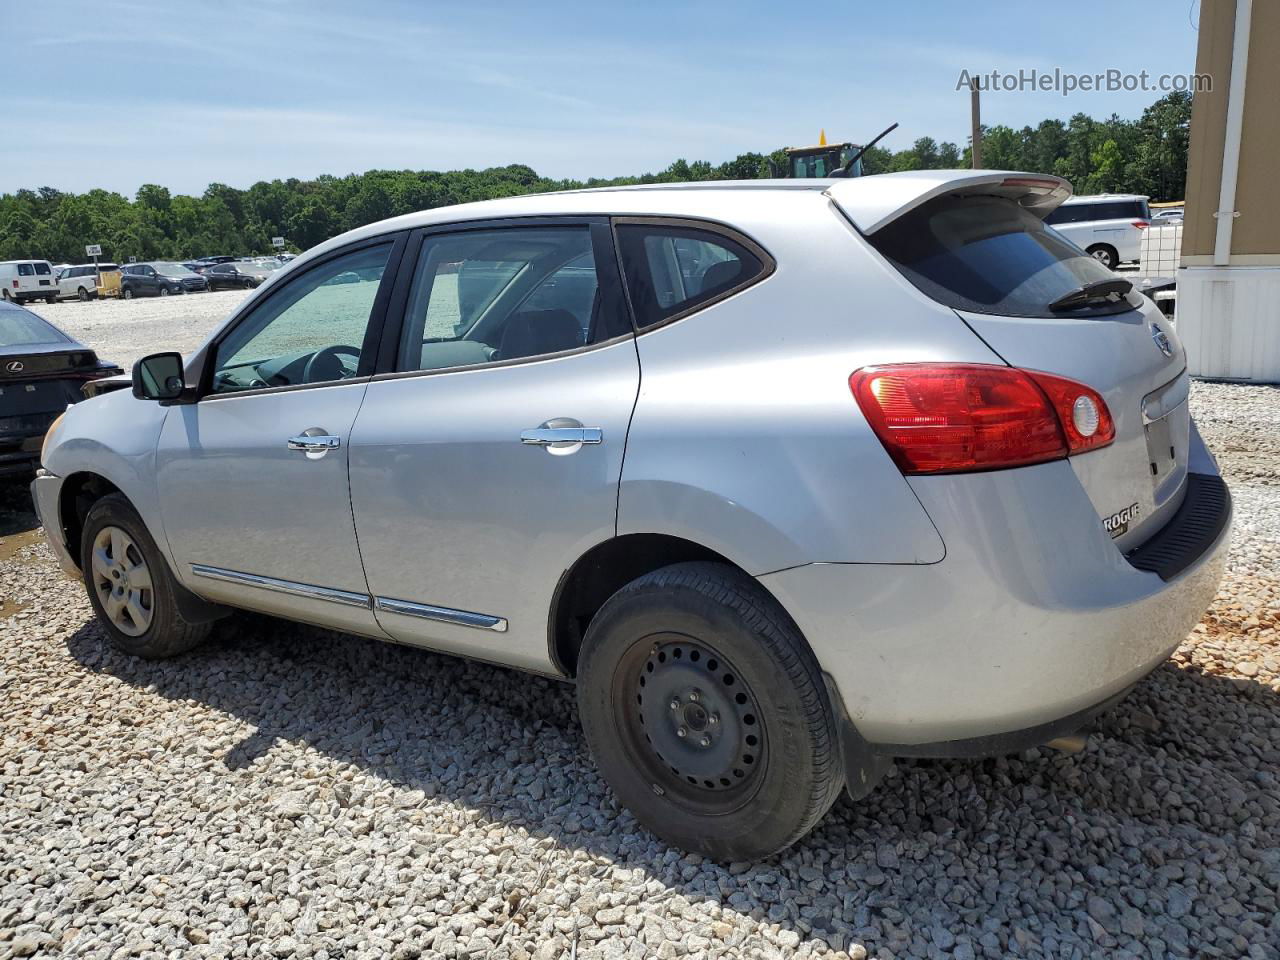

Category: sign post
[85, 243, 102, 283]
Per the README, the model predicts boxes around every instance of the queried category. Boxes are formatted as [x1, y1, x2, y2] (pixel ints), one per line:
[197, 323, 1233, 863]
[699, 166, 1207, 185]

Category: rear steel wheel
[627, 637, 766, 804]
[579, 562, 844, 861]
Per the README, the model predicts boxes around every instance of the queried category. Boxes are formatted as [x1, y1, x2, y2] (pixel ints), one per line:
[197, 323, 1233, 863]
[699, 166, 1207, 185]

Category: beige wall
[1184, 0, 1280, 262]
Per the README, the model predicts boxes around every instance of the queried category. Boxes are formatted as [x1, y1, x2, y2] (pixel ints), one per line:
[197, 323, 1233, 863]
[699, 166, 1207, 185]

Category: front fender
[41, 389, 174, 569]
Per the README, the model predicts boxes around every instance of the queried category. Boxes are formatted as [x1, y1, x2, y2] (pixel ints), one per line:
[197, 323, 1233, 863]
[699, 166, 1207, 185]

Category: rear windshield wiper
[1047, 278, 1133, 312]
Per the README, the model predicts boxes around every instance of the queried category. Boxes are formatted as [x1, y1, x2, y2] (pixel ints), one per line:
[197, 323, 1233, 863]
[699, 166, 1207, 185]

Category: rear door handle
[287, 435, 341, 452]
[520, 427, 603, 445]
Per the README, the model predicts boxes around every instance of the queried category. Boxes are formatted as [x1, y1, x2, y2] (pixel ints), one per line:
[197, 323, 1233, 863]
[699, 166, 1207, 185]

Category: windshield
[868, 195, 1142, 318]
[152, 262, 199, 277]
[0, 308, 66, 347]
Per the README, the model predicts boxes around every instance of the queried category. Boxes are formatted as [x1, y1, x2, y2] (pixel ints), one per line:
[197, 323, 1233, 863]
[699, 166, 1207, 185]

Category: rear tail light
[849, 363, 1114, 475]
[1133, 220, 1149, 229]
[10, 280, 16, 289]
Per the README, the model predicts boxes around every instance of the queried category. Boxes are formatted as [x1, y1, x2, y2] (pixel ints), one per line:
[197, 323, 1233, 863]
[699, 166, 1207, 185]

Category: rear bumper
[0, 441, 40, 477]
[760, 461, 1231, 752]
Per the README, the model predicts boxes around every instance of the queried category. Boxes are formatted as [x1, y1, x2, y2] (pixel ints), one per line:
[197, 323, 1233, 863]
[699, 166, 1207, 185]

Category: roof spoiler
[824, 170, 1073, 234]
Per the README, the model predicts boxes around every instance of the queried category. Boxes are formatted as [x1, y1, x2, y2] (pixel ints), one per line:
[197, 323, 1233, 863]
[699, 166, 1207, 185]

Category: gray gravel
[1, 369, 1278, 959]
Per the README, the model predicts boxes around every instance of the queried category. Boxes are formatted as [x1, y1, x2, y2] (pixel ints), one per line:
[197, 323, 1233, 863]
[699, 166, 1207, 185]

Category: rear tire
[1087, 244, 1119, 270]
[1, 289, 10, 301]
[77, 286, 90, 301]
[80, 493, 211, 659]
[578, 561, 843, 861]
[45, 296, 57, 304]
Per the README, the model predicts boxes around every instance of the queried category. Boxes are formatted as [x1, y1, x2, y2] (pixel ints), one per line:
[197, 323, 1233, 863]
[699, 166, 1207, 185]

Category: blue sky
[7, 0, 1202, 196]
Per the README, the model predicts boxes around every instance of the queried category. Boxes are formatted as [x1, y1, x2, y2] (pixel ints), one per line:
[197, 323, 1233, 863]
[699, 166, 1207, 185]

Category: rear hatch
[828, 172, 1188, 550]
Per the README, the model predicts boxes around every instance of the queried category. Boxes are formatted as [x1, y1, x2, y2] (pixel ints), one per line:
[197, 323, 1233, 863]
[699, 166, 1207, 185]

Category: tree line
[0, 92, 1190, 265]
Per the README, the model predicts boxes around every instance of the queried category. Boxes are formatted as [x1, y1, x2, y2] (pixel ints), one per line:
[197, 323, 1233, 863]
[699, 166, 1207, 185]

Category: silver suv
[33, 171, 1230, 860]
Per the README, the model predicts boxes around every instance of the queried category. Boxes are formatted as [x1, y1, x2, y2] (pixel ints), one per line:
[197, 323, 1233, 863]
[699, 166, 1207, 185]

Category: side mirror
[132, 352, 186, 402]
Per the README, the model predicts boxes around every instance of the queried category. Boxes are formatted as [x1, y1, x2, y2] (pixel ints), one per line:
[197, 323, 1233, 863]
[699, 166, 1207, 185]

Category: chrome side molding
[187, 564, 508, 631]
[373, 596, 508, 632]
[190, 564, 372, 609]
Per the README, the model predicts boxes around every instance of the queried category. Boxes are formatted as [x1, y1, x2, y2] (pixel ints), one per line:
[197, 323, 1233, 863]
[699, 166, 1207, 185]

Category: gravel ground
[26, 291, 252, 372]
[1, 376, 1278, 960]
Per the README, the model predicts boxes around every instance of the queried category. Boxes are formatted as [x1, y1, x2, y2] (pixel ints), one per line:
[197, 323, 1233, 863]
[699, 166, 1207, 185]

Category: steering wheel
[302, 345, 361, 384]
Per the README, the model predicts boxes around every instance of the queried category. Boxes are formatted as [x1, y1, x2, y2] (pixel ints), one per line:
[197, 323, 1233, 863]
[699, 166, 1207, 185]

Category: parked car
[32, 172, 1230, 860]
[0, 260, 58, 305]
[1043, 193, 1152, 269]
[0, 301, 122, 477]
[54, 263, 119, 301]
[194, 256, 238, 269]
[1152, 208, 1185, 225]
[202, 261, 269, 290]
[120, 263, 209, 298]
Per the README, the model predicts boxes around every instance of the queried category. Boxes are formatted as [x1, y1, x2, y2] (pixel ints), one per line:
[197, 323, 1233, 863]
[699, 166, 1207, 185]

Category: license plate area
[1145, 414, 1176, 480]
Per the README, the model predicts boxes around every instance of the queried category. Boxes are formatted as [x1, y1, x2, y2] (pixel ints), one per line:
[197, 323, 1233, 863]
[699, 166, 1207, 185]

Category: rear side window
[869, 194, 1143, 319]
[17, 264, 33, 276]
[616, 223, 770, 329]
[1045, 200, 1149, 224]
[396, 226, 630, 373]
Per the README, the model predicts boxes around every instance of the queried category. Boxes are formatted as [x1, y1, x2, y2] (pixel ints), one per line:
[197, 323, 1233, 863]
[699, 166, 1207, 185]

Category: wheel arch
[549, 532, 792, 679]
[57, 471, 123, 572]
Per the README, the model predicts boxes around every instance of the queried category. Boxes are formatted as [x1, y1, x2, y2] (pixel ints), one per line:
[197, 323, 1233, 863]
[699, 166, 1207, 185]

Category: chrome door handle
[520, 427, 603, 445]
[287, 435, 341, 452]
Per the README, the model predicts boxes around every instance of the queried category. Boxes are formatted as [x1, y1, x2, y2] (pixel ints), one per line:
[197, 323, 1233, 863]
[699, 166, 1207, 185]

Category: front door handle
[287, 434, 341, 452]
[520, 426, 603, 445]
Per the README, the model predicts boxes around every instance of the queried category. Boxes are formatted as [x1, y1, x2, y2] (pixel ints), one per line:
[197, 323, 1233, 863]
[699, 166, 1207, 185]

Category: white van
[1042, 194, 1151, 269]
[0, 260, 58, 305]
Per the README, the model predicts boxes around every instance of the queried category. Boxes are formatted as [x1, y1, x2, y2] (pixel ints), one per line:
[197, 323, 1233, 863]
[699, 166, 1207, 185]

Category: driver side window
[211, 243, 391, 394]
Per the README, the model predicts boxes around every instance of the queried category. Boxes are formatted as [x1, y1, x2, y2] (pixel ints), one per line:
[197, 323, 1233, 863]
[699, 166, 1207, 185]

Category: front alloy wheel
[80, 492, 212, 658]
[90, 526, 154, 636]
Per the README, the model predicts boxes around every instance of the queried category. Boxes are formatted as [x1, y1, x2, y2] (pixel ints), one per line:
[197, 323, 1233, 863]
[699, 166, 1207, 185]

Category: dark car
[193, 256, 238, 271]
[0, 301, 123, 477]
[120, 262, 210, 299]
[203, 261, 270, 290]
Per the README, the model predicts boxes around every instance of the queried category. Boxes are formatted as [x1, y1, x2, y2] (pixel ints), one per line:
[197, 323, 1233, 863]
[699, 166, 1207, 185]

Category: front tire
[578, 562, 843, 861]
[80, 493, 211, 659]
[122, 287, 134, 300]
[159, 286, 170, 296]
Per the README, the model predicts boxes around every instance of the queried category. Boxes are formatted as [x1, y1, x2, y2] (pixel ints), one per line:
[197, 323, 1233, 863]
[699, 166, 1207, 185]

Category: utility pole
[970, 78, 983, 169]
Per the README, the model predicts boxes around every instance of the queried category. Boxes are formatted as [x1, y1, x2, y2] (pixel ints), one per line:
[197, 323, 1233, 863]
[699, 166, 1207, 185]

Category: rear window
[869, 195, 1143, 319]
[616, 223, 770, 329]
[0, 309, 66, 347]
[33, 262, 51, 275]
[1045, 200, 1149, 225]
